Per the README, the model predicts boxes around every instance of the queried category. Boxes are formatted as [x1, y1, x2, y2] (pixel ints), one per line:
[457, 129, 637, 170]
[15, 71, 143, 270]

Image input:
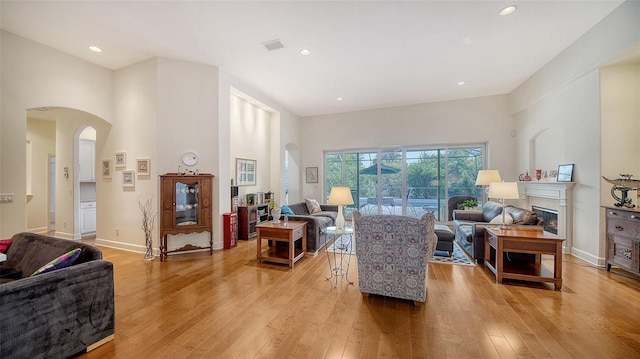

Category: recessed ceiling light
[300, 49, 311, 56]
[336, 97, 343, 101]
[88, 45, 102, 53]
[457, 81, 467, 86]
[499, 5, 517, 16]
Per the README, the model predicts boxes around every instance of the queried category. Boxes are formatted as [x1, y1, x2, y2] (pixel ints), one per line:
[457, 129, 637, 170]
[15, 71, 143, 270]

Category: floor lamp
[488, 181, 520, 229]
[328, 186, 354, 232]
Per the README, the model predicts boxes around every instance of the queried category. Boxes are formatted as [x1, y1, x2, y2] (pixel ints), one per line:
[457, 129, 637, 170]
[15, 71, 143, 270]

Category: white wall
[509, 0, 640, 265]
[300, 95, 517, 202]
[0, 31, 113, 237]
[26, 118, 56, 232]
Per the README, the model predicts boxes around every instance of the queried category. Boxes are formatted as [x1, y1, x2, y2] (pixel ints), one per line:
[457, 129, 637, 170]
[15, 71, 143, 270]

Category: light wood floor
[76, 240, 640, 359]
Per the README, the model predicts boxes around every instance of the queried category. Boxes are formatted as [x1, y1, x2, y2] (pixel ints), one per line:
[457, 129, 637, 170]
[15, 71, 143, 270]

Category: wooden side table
[484, 227, 565, 290]
[256, 221, 307, 268]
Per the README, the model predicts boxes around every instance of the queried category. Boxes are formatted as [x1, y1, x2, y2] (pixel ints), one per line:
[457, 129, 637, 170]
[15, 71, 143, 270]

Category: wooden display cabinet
[238, 204, 269, 240]
[159, 173, 214, 261]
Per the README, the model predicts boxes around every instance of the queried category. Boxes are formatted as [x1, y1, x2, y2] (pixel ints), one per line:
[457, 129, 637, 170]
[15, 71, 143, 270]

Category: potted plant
[459, 199, 478, 210]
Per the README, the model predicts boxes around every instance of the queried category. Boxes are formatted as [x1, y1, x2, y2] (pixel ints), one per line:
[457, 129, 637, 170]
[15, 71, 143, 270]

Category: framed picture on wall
[306, 167, 318, 183]
[102, 159, 112, 179]
[137, 158, 150, 176]
[122, 170, 135, 188]
[557, 164, 574, 182]
[115, 151, 127, 169]
[236, 158, 256, 186]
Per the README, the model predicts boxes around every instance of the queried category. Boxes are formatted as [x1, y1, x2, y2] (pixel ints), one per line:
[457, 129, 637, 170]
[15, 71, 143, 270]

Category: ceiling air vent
[262, 39, 284, 51]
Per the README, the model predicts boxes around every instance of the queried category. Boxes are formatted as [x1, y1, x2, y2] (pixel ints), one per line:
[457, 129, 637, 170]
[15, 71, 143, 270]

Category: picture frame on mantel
[557, 164, 574, 182]
[236, 158, 256, 186]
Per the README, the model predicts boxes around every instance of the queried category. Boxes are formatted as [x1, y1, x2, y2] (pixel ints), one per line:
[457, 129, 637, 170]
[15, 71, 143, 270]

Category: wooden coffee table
[256, 221, 307, 268]
[484, 227, 565, 290]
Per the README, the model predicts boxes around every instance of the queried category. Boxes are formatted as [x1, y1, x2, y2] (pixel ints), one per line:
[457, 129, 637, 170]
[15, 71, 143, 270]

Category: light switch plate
[0, 193, 14, 203]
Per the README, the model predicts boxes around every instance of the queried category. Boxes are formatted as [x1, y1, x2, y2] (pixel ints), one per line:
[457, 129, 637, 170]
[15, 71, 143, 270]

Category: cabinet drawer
[608, 235, 640, 273]
[293, 225, 305, 239]
[607, 208, 640, 222]
[80, 201, 96, 209]
[607, 218, 640, 238]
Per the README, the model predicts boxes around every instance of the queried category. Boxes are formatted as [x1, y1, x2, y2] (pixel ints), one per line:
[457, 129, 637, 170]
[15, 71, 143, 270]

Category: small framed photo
[306, 167, 318, 183]
[115, 151, 127, 169]
[557, 164, 574, 182]
[102, 159, 112, 179]
[137, 158, 150, 176]
[122, 170, 135, 188]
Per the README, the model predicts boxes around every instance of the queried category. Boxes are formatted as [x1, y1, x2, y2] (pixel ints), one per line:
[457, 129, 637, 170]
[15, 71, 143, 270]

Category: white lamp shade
[488, 182, 520, 199]
[327, 186, 354, 205]
[476, 170, 502, 186]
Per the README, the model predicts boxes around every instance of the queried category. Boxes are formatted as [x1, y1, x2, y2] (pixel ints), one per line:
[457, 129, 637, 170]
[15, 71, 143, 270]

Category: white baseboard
[27, 227, 48, 234]
[94, 238, 148, 254]
[570, 246, 605, 267]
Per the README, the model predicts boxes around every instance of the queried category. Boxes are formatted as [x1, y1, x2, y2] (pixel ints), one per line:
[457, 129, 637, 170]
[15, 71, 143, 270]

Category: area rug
[327, 236, 475, 266]
[431, 241, 476, 266]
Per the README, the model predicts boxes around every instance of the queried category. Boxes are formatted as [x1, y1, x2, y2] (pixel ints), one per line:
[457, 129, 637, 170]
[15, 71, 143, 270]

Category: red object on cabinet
[223, 212, 238, 249]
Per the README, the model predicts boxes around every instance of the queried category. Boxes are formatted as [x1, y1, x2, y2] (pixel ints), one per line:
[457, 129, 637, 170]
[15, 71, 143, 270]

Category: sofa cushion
[281, 205, 295, 215]
[288, 202, 310, 215]
[0, 239, 11, 253]
[305, 198, 322, 214]
[312, 211, 337, 222]
[490, 212, 513, 224]
[32, 248, 82, 276]
[505, 206, 539, 225]
[482, 201, 503, 222]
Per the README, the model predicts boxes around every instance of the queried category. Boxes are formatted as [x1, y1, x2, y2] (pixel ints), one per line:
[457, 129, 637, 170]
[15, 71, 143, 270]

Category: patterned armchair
[353, 211, 438, 305]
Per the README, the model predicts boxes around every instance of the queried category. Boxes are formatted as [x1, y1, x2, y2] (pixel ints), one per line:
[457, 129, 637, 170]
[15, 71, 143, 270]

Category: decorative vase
[524, 172, 532, 181]
[143, 231, 154, 261]
[536, 169, 542, 181]
[271, 207, 281, 223]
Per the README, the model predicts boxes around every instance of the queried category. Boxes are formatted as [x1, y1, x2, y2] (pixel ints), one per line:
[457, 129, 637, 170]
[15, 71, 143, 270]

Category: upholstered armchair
[353, 211, 438, 305]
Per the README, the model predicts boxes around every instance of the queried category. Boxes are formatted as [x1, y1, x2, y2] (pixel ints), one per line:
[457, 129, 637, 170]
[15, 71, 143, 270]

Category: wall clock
[182, 152, 198, 166]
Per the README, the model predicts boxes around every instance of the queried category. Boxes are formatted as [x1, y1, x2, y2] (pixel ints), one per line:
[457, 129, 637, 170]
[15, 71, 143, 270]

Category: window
[325, 144, 485, 220]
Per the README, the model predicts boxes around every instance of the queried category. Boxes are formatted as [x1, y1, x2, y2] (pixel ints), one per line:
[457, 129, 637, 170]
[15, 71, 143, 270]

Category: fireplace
[532, 206, 558, 235]
[518, 182, 574, 253]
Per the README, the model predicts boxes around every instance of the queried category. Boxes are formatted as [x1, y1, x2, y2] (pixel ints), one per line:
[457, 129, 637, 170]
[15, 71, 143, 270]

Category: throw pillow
[0, 239, 12, 253]
[305, 198, 322, 214]
[32, 248, 82, 276]
[490, 213, 513, 224]
[281, 205, 295, 215]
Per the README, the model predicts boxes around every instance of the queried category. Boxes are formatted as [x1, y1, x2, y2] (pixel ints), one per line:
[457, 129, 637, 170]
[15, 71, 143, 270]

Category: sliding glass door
[325, 144, 484, 220]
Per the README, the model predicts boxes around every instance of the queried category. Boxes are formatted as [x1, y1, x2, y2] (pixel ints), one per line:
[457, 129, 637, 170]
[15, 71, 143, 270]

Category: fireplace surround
[518, 182, 574, 253]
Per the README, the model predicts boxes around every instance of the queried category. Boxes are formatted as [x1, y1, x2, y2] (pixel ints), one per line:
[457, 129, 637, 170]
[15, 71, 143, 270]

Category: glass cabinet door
[175, 181, 199, 226]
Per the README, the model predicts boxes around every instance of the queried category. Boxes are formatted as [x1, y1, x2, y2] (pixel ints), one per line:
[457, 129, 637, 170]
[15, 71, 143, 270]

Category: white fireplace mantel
[518, 181, 575, 253]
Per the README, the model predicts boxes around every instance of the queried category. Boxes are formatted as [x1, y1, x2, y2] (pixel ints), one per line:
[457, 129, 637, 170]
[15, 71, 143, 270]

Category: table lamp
[476, 170, 502, 196]
[488, 181, 520, 229]
[328, 186, 354, 231]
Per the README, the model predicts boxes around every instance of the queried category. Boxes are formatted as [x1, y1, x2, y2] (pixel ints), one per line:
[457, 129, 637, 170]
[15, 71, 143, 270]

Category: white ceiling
[0, 1, 626, 117]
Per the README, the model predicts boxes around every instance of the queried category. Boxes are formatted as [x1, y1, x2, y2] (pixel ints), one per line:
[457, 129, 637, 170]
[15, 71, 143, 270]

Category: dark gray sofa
[0, 232, 115, 359]
[453, 201, 542, 262]
[285, 202, 338, 254]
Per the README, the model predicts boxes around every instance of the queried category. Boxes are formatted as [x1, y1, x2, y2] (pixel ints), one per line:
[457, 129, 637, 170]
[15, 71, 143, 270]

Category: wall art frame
[102, 159, 112, 179]
[137, 158, 150, 176]
[236, 158, 256, 186]
[557, 164, 574, 182]
[122, 170, 135, 188]
[306, 167, 318, 183]
[115, 151, 127, 169]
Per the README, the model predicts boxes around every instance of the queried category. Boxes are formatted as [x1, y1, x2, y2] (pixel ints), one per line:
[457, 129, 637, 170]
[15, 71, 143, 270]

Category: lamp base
[336, 205, 345, 231]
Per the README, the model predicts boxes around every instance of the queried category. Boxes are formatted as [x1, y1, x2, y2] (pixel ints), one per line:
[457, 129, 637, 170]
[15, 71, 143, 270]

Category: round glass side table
[322, 226, 355, 288]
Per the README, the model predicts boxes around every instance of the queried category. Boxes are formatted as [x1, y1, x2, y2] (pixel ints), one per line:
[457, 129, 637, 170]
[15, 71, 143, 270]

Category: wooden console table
[256, 221, 307, 268]
[484, 227, 564, 290]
